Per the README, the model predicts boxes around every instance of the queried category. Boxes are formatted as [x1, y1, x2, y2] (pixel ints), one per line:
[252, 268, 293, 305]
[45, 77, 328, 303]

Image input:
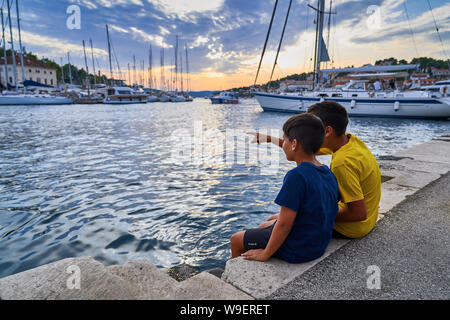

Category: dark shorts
[243, 222, 276, 251]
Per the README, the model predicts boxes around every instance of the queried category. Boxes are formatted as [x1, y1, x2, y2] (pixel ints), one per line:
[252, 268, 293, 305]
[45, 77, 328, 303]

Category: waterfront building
[410, 73, 436, 88]
[0, 56, 57, 88]
[431, 67, 450, 80]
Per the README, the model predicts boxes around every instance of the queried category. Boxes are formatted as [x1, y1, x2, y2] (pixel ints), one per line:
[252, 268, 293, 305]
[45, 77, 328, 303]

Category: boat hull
[147, 96, 159, 103]
[170, 96, 186, 102]
[255, 93, 450, 120]
[103, 95, 147, 104]
[103, 100, 147, 105]
[211, 98, 239, 104]
[0, 95, 73, 105]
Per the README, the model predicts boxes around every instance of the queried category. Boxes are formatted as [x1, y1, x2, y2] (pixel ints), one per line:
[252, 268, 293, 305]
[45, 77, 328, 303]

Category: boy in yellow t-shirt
[252, 101, 381, 239]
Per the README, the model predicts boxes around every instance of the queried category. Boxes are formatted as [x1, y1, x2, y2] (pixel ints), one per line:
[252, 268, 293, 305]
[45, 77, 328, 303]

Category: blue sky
[4, 0, 450, 89]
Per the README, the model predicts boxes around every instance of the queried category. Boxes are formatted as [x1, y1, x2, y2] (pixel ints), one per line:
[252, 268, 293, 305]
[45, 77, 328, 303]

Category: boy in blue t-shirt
[230, 113, 339, 263]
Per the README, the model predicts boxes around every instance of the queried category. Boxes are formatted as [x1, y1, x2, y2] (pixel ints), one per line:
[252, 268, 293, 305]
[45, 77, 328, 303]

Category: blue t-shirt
[274, 162, 339, 263]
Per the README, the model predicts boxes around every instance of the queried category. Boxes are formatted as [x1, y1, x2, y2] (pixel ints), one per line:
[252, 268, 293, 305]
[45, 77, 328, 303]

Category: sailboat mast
[90, 39, 97, 85]
[133, 54, 136, 86]
[127, 63, 131, 86]
[15, 0, 26, 87]
[149, 45, 153, 89]
[7, 0, 18, 91]
[106, 25, 113, 85]
[67, 52, 72, 85]
[185, 44, 190, 93]
[315, 0, 325, 89]
[60, 57, 64, 85]
[160, 48, 165, 91]
[141, 60, 144, 86]
[180, 45, 183, 93]
[1, 9, 9, 89]
[175, 35, 178, 92]
[82, 40, 90, 92]
[325, 0, 333, 69]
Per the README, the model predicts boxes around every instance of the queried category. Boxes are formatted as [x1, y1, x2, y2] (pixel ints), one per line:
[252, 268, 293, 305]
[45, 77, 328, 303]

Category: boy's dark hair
[283, 113, 325, 154]
[307, 101, 349, 136]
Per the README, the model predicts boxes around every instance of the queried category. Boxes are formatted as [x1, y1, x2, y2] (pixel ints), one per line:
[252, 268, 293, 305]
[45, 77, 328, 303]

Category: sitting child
[230, 113, 339, 263]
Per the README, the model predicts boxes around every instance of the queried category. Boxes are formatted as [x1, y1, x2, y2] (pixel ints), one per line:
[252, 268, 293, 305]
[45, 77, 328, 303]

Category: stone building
[0, 56, 57, 88]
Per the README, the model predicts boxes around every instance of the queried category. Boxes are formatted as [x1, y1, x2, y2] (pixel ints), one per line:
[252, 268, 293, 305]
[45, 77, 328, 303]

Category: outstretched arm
[248, 131, 328, 155]
[248, 132, 283, 148]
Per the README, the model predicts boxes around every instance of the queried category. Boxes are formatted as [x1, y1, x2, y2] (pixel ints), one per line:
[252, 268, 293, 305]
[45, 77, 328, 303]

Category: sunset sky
[5, 0, 450, 90]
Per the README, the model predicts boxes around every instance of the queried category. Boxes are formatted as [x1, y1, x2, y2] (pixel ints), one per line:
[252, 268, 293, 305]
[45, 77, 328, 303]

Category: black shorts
[332, 229, 352, 240]
[243, 222, 276, 251]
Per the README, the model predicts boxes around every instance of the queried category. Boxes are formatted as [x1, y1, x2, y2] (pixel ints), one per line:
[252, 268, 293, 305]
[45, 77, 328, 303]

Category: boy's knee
[230, 231, 244, 248]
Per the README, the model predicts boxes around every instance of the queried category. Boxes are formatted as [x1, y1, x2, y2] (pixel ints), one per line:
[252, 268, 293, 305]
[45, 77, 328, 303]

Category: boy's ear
[324, 126, 334, 138]
[291, 139, 299, 151]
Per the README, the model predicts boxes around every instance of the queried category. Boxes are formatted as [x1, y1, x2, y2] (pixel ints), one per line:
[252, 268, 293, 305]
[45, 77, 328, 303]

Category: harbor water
[1, 99, 449, 278]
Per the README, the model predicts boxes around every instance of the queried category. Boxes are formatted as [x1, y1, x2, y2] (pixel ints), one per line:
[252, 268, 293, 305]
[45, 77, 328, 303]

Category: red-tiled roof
[432, 69, 450, 73]
[0, 56, 55, 69]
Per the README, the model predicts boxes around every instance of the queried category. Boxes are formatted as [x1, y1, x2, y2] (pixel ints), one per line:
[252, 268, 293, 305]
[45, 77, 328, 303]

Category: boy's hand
[247, 132, 271, 144]
[241, 249, 270, 262]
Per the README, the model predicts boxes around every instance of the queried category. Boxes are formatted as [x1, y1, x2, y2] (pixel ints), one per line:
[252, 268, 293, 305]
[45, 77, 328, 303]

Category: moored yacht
[103, 87, 147, 104]
[0, 92, 73, 105]
[254, 0, 450, 120]
[210, 91, 239, 104]
[158, 94, 170, 102]
[170, 93, 186, 102]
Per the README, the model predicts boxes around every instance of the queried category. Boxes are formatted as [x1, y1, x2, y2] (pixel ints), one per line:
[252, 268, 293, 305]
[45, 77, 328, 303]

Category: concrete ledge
[0, 257, 136, 300]
[221, 239, 349, 299]
[0, 257, 252, 300]
[379, 183, 418, 214]
[390, 139, 450, 164]
[173, 272, 253, 300]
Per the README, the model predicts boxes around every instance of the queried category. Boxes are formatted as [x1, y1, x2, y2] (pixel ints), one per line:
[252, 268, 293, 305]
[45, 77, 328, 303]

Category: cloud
[19, 29, 108, 59]
[129, 27, 171, 48]
[147, 0, 225, 17]
[71, 0, 144, 9]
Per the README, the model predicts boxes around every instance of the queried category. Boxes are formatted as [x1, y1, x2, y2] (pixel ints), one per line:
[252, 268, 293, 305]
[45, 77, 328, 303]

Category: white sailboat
[254, 0, 450, 120]
[0, 93, 73, 105]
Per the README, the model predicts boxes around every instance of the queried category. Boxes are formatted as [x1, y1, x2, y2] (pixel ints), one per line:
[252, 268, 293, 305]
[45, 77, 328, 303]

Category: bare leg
[258, 219, 276, 229]
[230, 231, 246, 258]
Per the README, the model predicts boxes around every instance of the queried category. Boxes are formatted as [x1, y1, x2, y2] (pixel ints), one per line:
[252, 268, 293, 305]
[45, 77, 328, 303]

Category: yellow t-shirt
[321, 134, 381, 238]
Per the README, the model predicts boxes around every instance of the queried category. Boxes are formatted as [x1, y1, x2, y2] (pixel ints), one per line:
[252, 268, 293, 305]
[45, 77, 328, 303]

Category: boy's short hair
[308, 101, 349, 136]
[283, 113, 325, 154]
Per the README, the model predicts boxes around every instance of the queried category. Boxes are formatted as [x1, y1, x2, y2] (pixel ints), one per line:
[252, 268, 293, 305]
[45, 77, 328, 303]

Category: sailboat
[0, 0, 73, 106]
[254, 0, 450, 120]
[184, 44, 194, 102]
[147, 45, 159, 102]
[169, 35, 186, 103]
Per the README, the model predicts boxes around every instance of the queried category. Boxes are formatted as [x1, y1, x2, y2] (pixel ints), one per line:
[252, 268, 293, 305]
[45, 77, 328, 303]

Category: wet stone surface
[167, 263, 200, 282]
